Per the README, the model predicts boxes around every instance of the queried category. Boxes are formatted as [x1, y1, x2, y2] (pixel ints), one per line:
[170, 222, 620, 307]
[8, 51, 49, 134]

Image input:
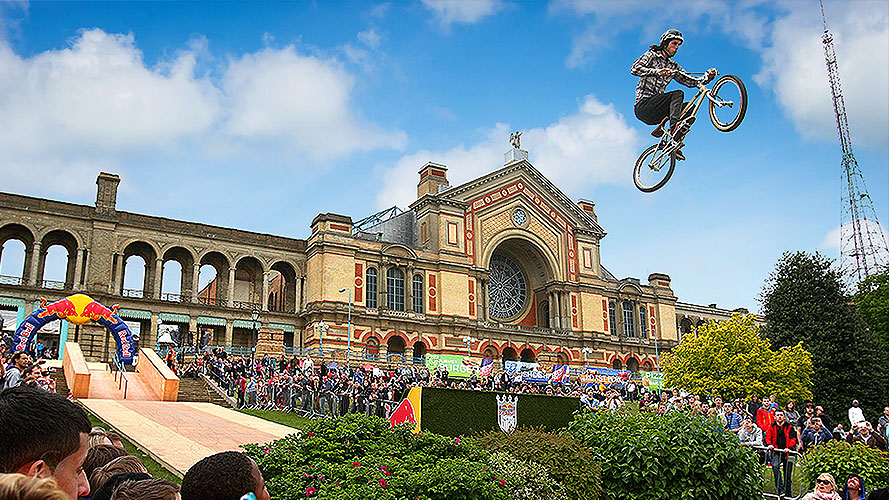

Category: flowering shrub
[797, 440, 889, 490]
[472, 427, 600, 500]
[242, 414, 513, 499]
[487, 452, 567, 500]
[564, 408, 762, 500]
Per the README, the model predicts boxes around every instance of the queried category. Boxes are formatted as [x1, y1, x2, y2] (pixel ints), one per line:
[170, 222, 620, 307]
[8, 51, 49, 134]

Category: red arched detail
[382, 330, 408, 345]
[360, 330, 379, 344]
[623, 353, 642, 365]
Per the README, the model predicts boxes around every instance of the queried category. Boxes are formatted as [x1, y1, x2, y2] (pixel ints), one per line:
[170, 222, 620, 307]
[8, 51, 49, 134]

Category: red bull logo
[14, 323, 35, 351]
[36, 297, 77, 321]
[36, 294, 119, 325]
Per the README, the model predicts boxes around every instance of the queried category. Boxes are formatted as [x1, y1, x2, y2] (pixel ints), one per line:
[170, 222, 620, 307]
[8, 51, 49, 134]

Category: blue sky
[0, 0, 886, 313]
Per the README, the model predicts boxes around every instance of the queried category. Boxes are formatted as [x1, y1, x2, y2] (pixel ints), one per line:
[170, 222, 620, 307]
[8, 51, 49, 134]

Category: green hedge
[472, 427, 601, 500]
[797, 440, 889, 491]
[420, 388, 581, 436]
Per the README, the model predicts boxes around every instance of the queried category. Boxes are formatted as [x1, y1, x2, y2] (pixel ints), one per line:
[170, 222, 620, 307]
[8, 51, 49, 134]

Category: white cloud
[358, 28, 382, 49]
[421, 0, 504, 27]
[755, 1, 889, 152]
[0, 29, 406, 192]
[821, 218, 889, 279]
[223, 46, 405, 158]
[375, 94, 639, 208]
[554, 0, 769, 68]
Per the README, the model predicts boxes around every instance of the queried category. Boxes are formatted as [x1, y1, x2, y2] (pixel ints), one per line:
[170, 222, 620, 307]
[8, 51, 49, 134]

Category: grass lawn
[85, 411, 182, 484]
[236, 408, 312, 431]
[760, 462, 808, 498]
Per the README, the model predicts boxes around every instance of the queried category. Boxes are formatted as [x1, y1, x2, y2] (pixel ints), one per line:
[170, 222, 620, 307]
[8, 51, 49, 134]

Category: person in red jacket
[766, 409, 798, 499]
[756, 397, 775, 433]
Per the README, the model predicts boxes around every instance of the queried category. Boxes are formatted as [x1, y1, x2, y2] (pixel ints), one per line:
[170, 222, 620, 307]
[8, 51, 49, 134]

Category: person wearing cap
[630, 29, 717, 161]
[848, 400, 865, 428]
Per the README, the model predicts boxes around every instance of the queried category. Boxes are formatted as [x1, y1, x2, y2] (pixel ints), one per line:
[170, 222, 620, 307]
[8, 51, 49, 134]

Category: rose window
[488, 254, 527, 320]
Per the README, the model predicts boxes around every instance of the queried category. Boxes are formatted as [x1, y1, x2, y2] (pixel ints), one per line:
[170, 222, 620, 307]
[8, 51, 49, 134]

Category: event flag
[479, 358, 493, 377]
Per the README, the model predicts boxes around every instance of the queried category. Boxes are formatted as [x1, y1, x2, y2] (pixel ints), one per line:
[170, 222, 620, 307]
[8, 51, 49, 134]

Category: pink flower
[353, 461, 360, 467]
[500, 479, 506, 486]
[379, 478, 387, 488]
[306, 432, 314, 437]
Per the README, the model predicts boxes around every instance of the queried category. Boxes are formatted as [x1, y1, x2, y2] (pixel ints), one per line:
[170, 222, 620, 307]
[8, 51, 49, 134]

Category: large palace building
[0, 145, 747, 369]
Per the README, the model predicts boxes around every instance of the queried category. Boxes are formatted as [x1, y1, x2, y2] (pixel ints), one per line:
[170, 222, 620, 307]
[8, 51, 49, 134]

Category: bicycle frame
[646, 78, 737, 169]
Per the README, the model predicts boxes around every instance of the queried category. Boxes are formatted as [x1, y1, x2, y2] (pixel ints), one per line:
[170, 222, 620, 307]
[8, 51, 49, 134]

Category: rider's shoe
[651, 118, 668, 138]
[674, 148, 686, 161]
[672, 116, 696, 142]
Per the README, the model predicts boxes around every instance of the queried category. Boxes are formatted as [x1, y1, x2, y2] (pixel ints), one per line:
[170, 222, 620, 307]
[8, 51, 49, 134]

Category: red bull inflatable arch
[9, 293, 136, 364]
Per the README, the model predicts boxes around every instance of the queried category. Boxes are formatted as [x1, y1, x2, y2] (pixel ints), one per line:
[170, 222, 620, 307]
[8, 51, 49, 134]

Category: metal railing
[0, 275, 23, 286]
[232, 300, 262, 310]
[750, 446, 803, 500]
[41, 279, 68, 290]
[110, 353, 130, 399]
[160, 292, 184, 302]
[122, 288, 144, 298]
[196, 296, 224, 307]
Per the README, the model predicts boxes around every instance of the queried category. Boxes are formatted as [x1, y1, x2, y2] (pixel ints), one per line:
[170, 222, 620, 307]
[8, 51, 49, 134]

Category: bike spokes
[634, 143, 677, 192]
[708, 75, 747, 132]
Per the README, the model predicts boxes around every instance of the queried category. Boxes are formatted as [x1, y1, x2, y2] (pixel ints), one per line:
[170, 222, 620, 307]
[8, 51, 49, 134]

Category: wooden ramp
[80, 399, 296, 475]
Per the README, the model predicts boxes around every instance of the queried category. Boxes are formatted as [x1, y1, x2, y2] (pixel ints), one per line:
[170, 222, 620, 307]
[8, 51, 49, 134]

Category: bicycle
[633, 72, 748, 192]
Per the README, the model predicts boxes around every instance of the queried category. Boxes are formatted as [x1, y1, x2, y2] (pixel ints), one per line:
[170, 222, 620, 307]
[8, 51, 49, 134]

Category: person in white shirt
[848, 400, 866, 427]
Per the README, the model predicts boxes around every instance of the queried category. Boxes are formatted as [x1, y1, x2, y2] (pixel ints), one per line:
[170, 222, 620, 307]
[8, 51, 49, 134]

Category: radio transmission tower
[820, 1, 889, 284]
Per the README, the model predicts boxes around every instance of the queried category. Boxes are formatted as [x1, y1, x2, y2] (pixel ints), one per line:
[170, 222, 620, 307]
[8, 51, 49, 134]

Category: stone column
[192, 264, 200, 303]
[149, 313, 159, 350]
[82, 249, 91, 291]
[227, 267, 236, 307]
[153, 258, 163, 299]
[189, 316, 198, 353]
[406, 266, 415, 313]
[113, 253, 124, 294]
[480, 278, 488, 321]
[28, 242, 42, 286]
[262, 271, 270, 312]
[224, 319, 234, 347]
[73, 249, 84, 290]
[295, 276, 303, 313]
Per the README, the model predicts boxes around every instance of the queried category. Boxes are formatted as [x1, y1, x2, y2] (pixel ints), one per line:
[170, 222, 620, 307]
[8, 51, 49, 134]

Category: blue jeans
[770, 451, 792, 497]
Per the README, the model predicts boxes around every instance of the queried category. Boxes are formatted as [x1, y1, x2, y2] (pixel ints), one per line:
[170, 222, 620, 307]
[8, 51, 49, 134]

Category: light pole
[648, 326, 662, 394]
[338, 288, 352, 371]
[462, 335, 477, 356]
[251, 307, 260, 367]
[317, 320, 328, 358]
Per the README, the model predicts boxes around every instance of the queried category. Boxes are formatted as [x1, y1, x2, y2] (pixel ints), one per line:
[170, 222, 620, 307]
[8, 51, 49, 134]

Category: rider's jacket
[630, 49, 712, 104]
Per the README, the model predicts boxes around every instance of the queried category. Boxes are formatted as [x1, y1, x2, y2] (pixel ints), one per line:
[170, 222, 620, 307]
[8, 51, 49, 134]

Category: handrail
[110, 352, 129, 399]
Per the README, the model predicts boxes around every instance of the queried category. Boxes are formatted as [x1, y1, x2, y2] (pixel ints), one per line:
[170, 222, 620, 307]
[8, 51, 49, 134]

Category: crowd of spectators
[1, 346, 57, 392]
[0, 385, 270, 500]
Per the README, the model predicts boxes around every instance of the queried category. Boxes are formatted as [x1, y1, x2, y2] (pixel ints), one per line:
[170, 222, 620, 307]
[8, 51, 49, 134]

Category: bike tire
[709, 74, 747, 132]
[633, 143, 676, 193]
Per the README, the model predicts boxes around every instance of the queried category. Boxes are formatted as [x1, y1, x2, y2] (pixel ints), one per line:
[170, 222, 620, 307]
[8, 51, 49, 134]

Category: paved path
[81, 399, 296, 475]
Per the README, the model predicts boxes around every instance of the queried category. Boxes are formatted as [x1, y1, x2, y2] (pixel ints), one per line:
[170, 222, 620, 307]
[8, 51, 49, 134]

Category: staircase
[177, 375, 232, 408]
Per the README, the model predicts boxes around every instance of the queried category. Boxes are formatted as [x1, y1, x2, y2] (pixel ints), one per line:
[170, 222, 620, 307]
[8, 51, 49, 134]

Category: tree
[856, 270, 889, 351]
[662, 313, 813, 402]
[760, 251, 889, 423]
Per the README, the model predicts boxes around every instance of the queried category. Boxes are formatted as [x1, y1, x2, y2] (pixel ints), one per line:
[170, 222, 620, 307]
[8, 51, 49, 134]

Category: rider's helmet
[660, 29, 684, 47]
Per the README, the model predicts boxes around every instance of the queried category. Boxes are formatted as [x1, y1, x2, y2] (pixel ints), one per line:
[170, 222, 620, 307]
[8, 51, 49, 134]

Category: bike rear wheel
[633, 143, 676, 192]
[709, 74, 747, 132]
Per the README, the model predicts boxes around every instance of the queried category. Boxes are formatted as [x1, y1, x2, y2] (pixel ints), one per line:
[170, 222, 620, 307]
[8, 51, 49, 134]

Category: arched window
[612, 358, 623, 370]
[627, 357, 639, 372]
[366, 268, 378, 309]
[608, 300, 617, 336]
[622, 300, 636, 337]
[366, 337, 380, 357]
[639, 305, 648, 337]
[387, 268, 405, 311]
[412, 274, 424, 314]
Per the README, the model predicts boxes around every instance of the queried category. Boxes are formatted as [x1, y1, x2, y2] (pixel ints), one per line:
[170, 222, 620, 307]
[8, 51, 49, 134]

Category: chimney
[95, 172, 121, 216]
[417, 162, 449, 198]
[577, 199, 597, 222]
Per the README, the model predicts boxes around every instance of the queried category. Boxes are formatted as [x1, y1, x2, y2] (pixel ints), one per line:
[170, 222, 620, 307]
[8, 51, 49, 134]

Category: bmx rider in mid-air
[631, 29, 716, 161]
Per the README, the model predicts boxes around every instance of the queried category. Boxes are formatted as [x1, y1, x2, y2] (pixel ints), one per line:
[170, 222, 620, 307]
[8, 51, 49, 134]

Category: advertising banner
[575, 367, 631, 388]
[425, 353, 478, 378]
[503, 361, 570, 384]
[640, 370, 667, 391]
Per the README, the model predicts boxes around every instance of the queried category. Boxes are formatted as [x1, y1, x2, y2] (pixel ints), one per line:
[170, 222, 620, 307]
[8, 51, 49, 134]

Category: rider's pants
[635, 90, 687, 130]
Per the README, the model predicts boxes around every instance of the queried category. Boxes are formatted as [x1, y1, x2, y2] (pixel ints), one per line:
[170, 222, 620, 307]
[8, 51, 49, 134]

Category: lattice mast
[820, 1, 889, 283]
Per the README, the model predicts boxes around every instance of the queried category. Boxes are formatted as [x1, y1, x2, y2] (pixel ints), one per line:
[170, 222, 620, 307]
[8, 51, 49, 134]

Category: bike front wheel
[633, 144, 676, 193]
[709, 74, 747, 132]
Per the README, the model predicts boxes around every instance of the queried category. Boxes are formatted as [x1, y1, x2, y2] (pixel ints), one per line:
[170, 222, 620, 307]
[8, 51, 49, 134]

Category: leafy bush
[564, 409, 762, 500]
[242, 414, 514, 500]
[488, 452, 566, 500]
[797, 440, 889, 491]
[472, 427, 601, 500]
